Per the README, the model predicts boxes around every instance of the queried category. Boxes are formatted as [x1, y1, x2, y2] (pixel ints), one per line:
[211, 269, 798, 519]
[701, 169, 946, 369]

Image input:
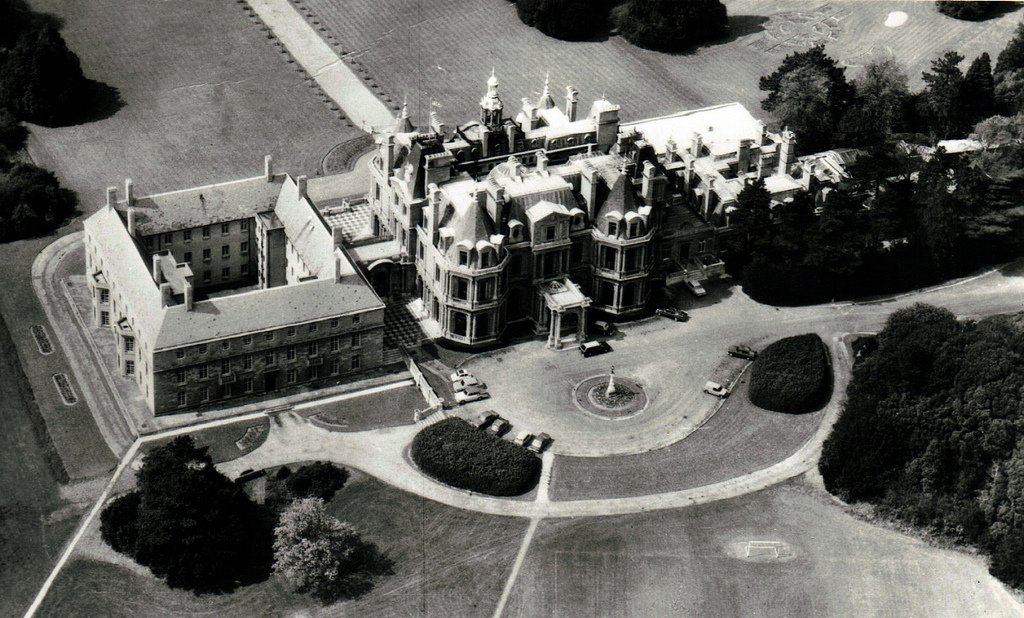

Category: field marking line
[291, 378, 415, 411]
[493, 517, 539, 618]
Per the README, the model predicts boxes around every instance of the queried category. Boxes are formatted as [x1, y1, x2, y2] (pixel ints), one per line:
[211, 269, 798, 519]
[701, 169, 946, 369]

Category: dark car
[527, 432, 552, 453]
[728, 344, 757, 360]
[655, 307, 689, 322]
[593, 320, 617, 336]
[580, 340, 612, 357]
[474, 411, 499, 429]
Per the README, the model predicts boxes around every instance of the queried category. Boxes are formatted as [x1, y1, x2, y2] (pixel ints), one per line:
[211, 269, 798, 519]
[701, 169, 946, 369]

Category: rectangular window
[125, 360, 135, 375]
[453, 277, 469, 300]
[330, 358, 341, 374]
[124, 336, 135, 352]
[571, 243, 582, 263]
[287, 368, 297, 383]
[351, 333, 361, 348]
[607, 221, 617, 236]
[177, 391, 187, 407]
[264, 332, 274, 341]
[240, 241, 249, 254]
[243, 377, 253, 392]
[309, 365, 321, 380]
[629, 222, 639, 237]
[101, 311, 110, 326]
[100, 289, 110, 304]
[221, 267, 230, 279]
[222, 340, 230, 350]
[221, 245, 230, 258]
[308, 342, 318, 356]
[144, 237, 154, 249]
[222, 223, 230, 235]
[287, 346, 296, 361]
[352, 314, 361, 325]
[203, 248, 211, 261]
[199, 364, 208, 379]
[546, 226, 555, 241]
[434, 265, 440, 282]
[330, 318, 339, 328]
[265, 351, 275, 365]
[175, 347, 184, 359]
[331, 336, 340, 352]
[221, 359, 230, 375]
[183, 229, 192, 242]
[243, 335, 252, 346]
[203, 226, 211, 239]
[459, 250, 469, 266]
[244, 354, 253, 370]
[176, 369, 186, 383]
[164, 233, 173, 245]
[198, 343, 208, 354]
[240, 219, 249, 231]
[200, 386, 209, 401]
[203, 270, 211, 283]
[240, 263, 249, 275]
[351, 355, 361, 370]
[184, 251, 192, 264]
[287, 327, 296, 337]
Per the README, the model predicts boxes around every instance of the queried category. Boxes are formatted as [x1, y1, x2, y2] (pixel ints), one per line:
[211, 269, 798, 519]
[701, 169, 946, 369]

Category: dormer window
[629, 221, 639, 237]
[608, 221, 618, 236]
[459, 250, 469, 266]
[480, 251, 492, 268]
[546, 226, 555, 242]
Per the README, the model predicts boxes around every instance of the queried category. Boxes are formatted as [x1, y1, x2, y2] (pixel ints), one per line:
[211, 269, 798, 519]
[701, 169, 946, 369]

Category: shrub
[410, 418, 540, 496]
[286, 461, 349, 502]
[935, 1, 1001, 21]
[618, 0, 729, 53]
[749, 334, 831, 413]
[516, 0, 607, 41]
[99, 491, 140, 557]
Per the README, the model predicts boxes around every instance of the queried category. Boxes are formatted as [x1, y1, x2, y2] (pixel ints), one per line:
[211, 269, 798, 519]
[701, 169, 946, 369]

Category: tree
[919, 51, 967, 137]
[995, 21, 1024, 114]
[516, 0, 608, 42]
[964, 52, 996, 122]
[760, 45, 855, 153]
[100, 436, 272, 592]
[842, 58, 910, 144]
[273, 498, 391, 602]
[0, 25, 87, 126]
[0, 162, 77, 242]
[730, 177, 773, 254]
[936, 1, 1001, 20]
[286, 462, 350, 502]
[618, 0, 729, 53]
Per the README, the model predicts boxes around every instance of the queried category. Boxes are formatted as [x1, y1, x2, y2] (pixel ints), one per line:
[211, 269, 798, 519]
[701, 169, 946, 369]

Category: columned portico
[540, 278, 590, 349]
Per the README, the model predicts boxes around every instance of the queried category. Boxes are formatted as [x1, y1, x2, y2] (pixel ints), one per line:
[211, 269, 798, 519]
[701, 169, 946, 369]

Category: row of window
[181, 242, 249, 264]
[158, 220, 250, 246]
[175, 356, 360, 406]
[173, 335, 363, 378]
[171, 318, 364, 359]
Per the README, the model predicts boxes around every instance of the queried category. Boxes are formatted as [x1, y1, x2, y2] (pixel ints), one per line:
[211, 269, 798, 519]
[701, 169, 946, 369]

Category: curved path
[218, 336, 850, 517]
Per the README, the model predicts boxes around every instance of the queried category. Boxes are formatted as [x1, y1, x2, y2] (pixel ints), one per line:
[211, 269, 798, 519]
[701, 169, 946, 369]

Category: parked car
[450, 368, 472, 382]
[455, 385, 490, 404]
[474, 411, 498, 429]
[528, 433, 552, 453]
[728, 344, 757, 360]
[514, 430, 533, 447]
[684, 279, 707, 297]
[452, 375, 485, 391]
[579, 340, 612, 357]
[487, 417, 509, 436]
[703, 380, 730, 398]
[593, 320, 616, 336]
[656, 307, 689, 322]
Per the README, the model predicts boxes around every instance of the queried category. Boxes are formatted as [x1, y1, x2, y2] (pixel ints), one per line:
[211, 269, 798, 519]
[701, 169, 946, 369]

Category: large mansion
[85, 74, 855, 414]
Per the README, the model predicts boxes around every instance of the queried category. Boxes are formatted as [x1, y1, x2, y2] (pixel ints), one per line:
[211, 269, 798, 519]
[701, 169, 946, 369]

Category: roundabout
[572, 372, 648, 420]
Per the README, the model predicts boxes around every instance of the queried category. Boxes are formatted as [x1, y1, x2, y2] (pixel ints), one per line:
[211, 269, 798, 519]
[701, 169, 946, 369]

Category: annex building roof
[129, 176, 285, 236]
[623, 103, 765, 156]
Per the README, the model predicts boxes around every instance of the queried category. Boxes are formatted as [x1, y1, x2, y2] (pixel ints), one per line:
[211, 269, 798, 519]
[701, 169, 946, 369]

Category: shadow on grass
[70, 79, 125, 126]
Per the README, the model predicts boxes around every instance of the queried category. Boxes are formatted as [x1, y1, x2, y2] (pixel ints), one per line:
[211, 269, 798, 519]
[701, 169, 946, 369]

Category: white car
[450, 368, 473, 382]
[455, 385, 490, 404]
[452, 375, 484, 391]
[703, 381, 730, 398]
[514, 430, 533, 447]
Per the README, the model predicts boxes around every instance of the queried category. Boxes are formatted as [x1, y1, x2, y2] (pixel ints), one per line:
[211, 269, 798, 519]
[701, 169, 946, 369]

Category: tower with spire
[480, 69, 504, 128]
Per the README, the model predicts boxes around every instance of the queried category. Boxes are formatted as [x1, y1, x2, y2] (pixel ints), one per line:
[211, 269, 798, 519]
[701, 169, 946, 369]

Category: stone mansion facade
[85, 74, 856, 413]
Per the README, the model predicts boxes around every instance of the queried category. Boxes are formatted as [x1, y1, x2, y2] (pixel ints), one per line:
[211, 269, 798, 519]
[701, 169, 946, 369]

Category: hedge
[410, 418, 540, 496]
[748, 333, 831, 413]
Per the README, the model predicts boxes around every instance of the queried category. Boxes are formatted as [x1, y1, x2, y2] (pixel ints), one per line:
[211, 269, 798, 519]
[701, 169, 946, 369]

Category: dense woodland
[820, 305, 1024, 588]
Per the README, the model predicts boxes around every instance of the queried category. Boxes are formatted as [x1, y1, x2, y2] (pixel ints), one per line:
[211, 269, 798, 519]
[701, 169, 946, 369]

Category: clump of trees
[820, 304, 1024, 588]
[411, 417, 540, 496]
[936, 1, 1012, 21]
[273, 498, 393, 602]
[285, 461, 350, 502]
[509, 0, 729, 50]
[99, 437, 273, 592]
[748, 334, 830, 413]
[0, 162, 77, 243]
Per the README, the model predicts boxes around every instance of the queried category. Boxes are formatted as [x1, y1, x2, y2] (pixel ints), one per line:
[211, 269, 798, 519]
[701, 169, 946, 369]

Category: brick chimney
[264, 155, 274, 182]
[296, 175, 307, 200]
[127, 207, 137, 237]
[106, 187, 117, 208]
[125, 178, 134, 207]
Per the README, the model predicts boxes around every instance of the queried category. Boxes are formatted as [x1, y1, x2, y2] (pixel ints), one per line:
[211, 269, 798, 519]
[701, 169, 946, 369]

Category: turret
[778, 128, 797, 176]
[480, 69, 503, 128]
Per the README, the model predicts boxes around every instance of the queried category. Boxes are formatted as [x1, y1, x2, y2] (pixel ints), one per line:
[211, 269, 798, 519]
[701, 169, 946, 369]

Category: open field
[301, 0, 1023, 128]
[38, 472, 527, 617]
[24, 0, 363, 205]
[505, 481, 1023, 617]
[548, 376, 824, 500]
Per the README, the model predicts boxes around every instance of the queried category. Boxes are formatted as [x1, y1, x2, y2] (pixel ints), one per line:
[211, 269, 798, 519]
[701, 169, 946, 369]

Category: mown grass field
[38, 472, 526, 617]
[25, 0, 363, 205]
[548, 377, 823, 500]
[301, 0, 1023, 128]
[505, 482, 1022, 617]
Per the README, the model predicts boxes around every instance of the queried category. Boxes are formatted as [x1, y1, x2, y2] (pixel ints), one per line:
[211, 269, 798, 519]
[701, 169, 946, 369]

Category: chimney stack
[778, 128, 797, 177]
[296, 175, 308, 201]
[536, 150, 548, 175]
[152, 254, 163, 283]
[565, 86, 579, 122]
[160, 282, 173, 307]
[125, 178, 134, 207]
[106, 187, 117, 208]
[737, 138, 753, 176]
[264, 155, 274, 182]
[184, 279, 195, 311]
[691, 132, 703, 157]
[641, 160, 656, 201]
[127, 207, 137, 237]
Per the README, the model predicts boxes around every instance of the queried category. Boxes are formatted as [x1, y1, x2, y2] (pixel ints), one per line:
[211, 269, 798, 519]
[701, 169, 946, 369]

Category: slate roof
[129, 176, 285, 235]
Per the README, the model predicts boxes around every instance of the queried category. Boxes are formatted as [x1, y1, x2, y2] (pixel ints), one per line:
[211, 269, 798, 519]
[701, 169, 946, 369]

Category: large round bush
[411, 418, 540, 496]
[749, 333, 831, 413]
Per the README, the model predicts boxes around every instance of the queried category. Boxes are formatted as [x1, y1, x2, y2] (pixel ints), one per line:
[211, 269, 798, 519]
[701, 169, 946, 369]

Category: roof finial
[538, 71, 555, 109]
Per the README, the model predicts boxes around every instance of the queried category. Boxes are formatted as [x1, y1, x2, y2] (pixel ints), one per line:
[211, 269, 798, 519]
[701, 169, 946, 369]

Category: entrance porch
[538, 278, 591, 350]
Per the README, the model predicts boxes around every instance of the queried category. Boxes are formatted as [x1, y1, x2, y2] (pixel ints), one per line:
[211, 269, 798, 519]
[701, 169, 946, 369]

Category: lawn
[37, 472, 527, 617]
[313, 383, 427, 431]
[548, 376, 824, 500]
[504, 481, 1022, 617]
[299, 0, 1023, 129]
[141, 416, 272, 464]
